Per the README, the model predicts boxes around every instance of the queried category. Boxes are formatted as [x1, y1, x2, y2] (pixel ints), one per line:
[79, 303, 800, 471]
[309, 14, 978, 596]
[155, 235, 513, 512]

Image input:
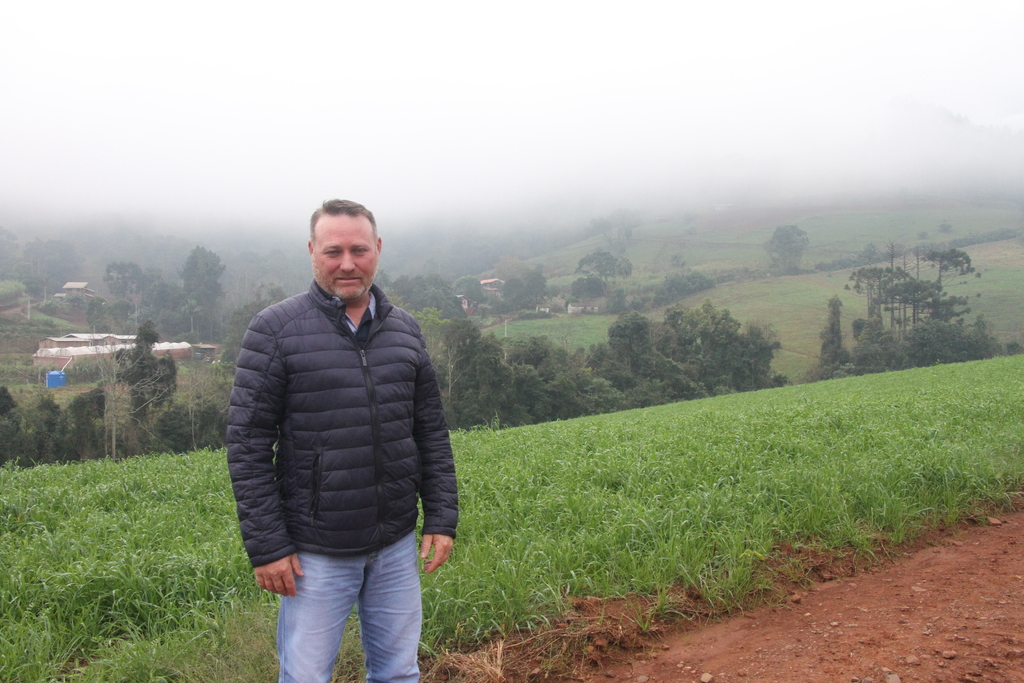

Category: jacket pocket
[310, 447, 323, 526]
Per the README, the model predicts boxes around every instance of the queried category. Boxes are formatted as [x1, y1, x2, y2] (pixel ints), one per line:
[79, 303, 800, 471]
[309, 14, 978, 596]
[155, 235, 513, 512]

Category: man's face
[309, 213, 382, 304]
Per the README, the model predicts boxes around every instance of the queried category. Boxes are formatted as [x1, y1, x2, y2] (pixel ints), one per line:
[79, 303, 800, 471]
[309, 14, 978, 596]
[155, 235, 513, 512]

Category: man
[227, 199, 458, 683]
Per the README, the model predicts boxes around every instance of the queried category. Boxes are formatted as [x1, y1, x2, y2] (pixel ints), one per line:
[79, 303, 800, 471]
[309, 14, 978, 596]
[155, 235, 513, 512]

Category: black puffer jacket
[227, 282, 458, 568]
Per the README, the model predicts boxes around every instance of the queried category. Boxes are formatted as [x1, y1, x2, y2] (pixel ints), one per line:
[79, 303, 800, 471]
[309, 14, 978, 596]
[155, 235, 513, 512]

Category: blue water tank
[46, 371, 66, 388]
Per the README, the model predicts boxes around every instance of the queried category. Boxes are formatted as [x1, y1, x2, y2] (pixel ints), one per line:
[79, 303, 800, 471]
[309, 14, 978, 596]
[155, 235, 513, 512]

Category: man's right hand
[254, 553, 304, 596]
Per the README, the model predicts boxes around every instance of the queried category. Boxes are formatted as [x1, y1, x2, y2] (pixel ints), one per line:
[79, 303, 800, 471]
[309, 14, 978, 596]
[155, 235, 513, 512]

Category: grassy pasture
[679, 237, 1024, 379]
[955, 238, 1024, 339]
[516, 200, 1022, 380]
[495, 314, 612, 352]
[2, 355, 1024, 681]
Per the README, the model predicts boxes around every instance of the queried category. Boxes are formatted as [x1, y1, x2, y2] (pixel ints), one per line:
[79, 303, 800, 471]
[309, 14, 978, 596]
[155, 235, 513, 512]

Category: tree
[814, 295, 850, 379]
[179, 246, 225, 341]
[0, 386, 14, 417]
[849, 317, 907, 375]
[220, 285, 287, 364]
[923, 248, 975, 323]
[765, 225, 809, 275]
[571, 275, 606, 299]
[658, 301, 784, 394]
[436, 320, 511, 428]
[652, 271, 715, 306]
[21, 393, 66, 465]
[104, 261, 147, 306]
[453, 275, 485, 303]
[586, 209, 641, 241]
[101, 320, 177, 457]
[86, 296, 110, 332]
[576, 251, 620, 282]
[606, 288, 627, 314]
[22, 239, 81, 293]
[0, 387, 23, 466]
[64, 388, 106, 460]
[596, 311, 705, 405]
[607, 311, 656, 375]
[905, 318, 1000, 366]
[924, 248, 973, 286]
[388, 274, 466, 319]
[501, 266, 547, 310]
[616, 257, 633, 279]
[161, 361, 230, 452]
[849, 244, 978, 334]
[860, 243, 879, 265]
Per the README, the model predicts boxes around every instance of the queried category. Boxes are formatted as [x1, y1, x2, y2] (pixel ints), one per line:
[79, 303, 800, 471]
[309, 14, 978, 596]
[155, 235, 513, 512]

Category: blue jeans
[277, 532, 422, 683]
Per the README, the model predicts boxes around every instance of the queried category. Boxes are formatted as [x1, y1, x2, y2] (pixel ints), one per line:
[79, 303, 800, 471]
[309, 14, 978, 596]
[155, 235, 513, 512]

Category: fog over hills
[2, 2, 1022, 240]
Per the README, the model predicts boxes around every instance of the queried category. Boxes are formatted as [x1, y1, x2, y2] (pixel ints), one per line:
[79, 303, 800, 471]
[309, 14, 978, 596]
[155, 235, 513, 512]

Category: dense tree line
[419, 301, 786, 430]
[813, 293, 1005, 381]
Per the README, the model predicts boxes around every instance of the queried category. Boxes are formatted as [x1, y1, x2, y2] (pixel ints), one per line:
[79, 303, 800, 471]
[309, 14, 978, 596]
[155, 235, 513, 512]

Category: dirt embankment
[581, 511, 1024, 683]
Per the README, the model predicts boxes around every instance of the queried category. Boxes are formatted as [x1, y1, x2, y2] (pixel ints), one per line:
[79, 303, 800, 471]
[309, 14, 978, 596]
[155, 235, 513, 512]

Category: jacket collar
[308, 280, 393, 321]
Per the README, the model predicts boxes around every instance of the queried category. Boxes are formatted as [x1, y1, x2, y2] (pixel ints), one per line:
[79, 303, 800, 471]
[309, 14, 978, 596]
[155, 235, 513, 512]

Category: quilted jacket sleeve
[412, 332, 459, 539]
[226, 312, 296, 567]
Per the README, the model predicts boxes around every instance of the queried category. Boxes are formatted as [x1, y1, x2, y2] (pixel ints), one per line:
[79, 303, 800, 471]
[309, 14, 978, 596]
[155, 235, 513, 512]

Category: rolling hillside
[505, 197, 1023, 380]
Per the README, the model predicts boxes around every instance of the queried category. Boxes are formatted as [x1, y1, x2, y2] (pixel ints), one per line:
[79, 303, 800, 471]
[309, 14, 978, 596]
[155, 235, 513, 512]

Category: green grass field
[494, 314, 613, 352]
[2, 355, 1023, 681]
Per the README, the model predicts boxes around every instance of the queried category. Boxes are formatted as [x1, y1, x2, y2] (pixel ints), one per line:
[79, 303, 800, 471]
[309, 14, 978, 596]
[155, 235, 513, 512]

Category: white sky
[1, 1, 1022, 230]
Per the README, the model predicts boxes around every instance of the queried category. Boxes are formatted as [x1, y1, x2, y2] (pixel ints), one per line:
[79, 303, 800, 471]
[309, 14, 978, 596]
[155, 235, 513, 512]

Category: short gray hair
[309, 199, 377, 241]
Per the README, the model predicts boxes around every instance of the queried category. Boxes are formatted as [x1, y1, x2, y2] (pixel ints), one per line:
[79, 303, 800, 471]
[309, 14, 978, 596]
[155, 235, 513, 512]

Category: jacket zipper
[310, 446, 323, 527]
[333, 299, 390, 546]
[359, 348, 387, 545]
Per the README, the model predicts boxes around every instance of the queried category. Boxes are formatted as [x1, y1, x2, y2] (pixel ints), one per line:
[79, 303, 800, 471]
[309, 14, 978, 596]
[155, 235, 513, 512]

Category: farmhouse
[37, 333, 135, 349]
[192, 343, 220, 361]
[53, 282, 96, 298]
[479, 278, 504, 299]
[33, 334, 193, 367]
[456, 295, 478, 316]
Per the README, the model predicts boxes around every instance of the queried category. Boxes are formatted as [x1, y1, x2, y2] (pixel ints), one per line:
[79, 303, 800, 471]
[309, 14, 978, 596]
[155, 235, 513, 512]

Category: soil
[567, 510, 1024, 683]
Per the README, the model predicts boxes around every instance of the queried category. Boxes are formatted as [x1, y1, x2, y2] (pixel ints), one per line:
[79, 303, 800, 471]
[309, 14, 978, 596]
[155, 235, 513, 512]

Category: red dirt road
[595, 511, 1024, 683]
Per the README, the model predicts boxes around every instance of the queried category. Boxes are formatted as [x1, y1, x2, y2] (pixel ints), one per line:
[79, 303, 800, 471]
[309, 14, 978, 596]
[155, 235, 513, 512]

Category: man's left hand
[419, 534, 454, 573]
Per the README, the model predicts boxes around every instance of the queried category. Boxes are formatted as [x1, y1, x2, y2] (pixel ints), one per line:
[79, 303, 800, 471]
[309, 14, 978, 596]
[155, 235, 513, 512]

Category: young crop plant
[2, 355, 1023, 681]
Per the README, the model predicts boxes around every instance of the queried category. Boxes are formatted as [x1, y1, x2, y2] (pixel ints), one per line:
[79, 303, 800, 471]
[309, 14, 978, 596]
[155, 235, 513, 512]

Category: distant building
[567, 304, 599, 315]
[34, 334, 192, 367]
[192, 343, 220, 361]
[479, 278, 504, 299]
[53, 282, 96, 298]
[37, 333, 135, 349]
[455, 295, 478, 316]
